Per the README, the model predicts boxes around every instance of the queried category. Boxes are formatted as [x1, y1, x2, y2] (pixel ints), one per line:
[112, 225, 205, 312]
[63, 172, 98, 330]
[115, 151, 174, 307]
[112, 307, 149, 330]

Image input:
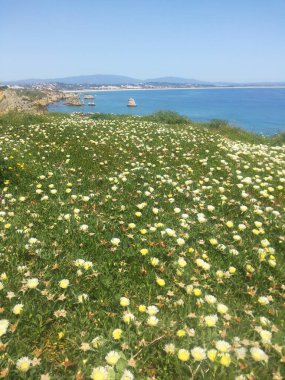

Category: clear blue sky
[1, 0, 285, 82]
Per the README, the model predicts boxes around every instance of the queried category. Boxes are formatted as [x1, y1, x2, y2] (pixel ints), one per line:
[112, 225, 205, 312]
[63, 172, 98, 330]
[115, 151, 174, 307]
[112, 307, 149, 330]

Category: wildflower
[193, 288, 202, 296]
[120, 297, 130, 307]
[220, 353, 231, 366]
[177, 257, 187, 268]
[165, 228, 176, 237]
[138, 304, 146, 312]
[260, 329, 272, 344]
[147, 315, 159, 326]
[140, 248, 148, 256]
[260, 316, 271, 326]
[13, 303, 24, 315]
[150, 257, 159, 266]
[156, 277, 165, 287]
[235, 347, 247, 360]
[27, 278, 39, 289]
[111, 238, 120, 246]
[121, 370, 134, 380]
[258, 296, 270, 305]
[207, 349, 217, 362]
[112, 329, 122, 340]
[122, 312, 135, 324]
[250, 347, 268, 362]
[28, 237, 38, 245]
[80, 342, 91, 351]
[90, 366, 108, 380]
[217, 303, 228, 314]
[177, 329, 186, 337]
[164, 343, 176, 354]
[59, 279, 69, 289]
[92, 337, 103, 348]
[105, 350, 120, 366]
[16, 357, 31, 372]
[205, 295, 217, 304]
[78, 294, 89, 303]
[209, 238, 218, 246]
[0, 319, 9, 337]
[177, 238, 185, 246]
[147, 305, 159, 315]
[191, 347, 206, 361]
[215, 340, 231, 353]
[204, 315, 218, 327]
[79, 224, 88, 232]
[177, 349, 190, 362]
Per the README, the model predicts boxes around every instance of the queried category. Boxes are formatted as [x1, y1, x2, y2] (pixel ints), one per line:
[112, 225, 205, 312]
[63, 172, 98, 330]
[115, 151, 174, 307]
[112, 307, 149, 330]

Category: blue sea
[48, 88, 285, 135]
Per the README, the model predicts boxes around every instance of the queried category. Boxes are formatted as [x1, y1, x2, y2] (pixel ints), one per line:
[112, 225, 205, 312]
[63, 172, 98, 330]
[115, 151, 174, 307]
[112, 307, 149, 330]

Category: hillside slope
[0, 114, 284, 379]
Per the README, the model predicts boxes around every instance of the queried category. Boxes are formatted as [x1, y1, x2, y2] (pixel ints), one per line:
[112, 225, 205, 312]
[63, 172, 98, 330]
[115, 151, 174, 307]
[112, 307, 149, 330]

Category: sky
[1, 0, 285, 82]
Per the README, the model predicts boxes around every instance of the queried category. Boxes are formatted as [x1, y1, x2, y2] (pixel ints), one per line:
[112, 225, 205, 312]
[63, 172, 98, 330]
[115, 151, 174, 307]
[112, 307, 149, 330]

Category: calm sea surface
[48, 88, 285, 135]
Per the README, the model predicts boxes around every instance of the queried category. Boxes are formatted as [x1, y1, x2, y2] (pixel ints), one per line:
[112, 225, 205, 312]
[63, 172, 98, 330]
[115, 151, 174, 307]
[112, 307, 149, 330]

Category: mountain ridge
[1, 75, 285, 86]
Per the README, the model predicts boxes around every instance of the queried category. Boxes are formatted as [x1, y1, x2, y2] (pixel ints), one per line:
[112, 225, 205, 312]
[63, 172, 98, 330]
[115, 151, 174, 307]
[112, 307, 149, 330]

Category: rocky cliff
[0, 88, 67, 114]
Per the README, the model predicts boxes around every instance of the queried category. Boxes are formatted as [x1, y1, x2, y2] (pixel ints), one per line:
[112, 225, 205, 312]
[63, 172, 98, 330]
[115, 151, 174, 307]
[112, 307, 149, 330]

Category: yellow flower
[90, 366, 108, 380]
[229, 266, 236, 274]
[150, 257, 159, 266]
[140, 249, 149, 256]
[177, 349, 190, 362]
[138, 304, 146, 312]
[193, 288, 202, 296]
[156, 278, 165, 287]
[58, 332, 65, 339]
[4, 223, 11, 229]
[209, 238, 218, 246]
[177, 329, 186, 337]
[226, 221, 233, 228]
[59, 279, 69, 289]
[16, 357, 31, 372]
[207, 349, 217, 362]
[112, 328, 122, 340]
[220, 354, 231, 366]
[120, 297, 130, 307]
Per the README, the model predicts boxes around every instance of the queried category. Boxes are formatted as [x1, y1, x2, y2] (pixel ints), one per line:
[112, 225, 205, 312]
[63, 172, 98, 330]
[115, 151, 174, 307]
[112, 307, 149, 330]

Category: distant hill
[144, 76, 210, 85]
[2, 75, 285, 87]
[3, 75, 142, 86]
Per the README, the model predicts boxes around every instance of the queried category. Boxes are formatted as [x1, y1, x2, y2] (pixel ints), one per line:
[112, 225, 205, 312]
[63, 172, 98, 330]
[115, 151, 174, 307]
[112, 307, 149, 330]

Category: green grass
[0, 112, 284, 379]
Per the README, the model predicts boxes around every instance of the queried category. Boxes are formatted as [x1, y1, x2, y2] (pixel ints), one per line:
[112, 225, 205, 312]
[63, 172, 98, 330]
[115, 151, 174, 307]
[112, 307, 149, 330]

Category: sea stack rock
[127, 98, 136, 107]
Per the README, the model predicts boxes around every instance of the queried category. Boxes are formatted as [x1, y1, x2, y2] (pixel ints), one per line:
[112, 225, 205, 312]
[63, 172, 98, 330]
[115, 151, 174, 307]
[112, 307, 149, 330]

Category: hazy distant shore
[63, 85, 285, 93]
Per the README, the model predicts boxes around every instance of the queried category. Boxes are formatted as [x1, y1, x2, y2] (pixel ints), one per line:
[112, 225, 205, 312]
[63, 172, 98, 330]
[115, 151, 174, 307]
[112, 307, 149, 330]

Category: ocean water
[48, 88, 285, 135]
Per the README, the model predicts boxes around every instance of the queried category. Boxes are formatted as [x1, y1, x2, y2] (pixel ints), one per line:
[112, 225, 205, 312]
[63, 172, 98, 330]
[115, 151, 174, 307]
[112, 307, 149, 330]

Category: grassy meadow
[0, 112, 285, 379]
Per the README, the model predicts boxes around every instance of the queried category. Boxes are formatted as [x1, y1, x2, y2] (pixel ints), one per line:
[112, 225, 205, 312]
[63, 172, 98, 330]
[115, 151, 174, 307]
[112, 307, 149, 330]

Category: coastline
[63, 85, 285, 93]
